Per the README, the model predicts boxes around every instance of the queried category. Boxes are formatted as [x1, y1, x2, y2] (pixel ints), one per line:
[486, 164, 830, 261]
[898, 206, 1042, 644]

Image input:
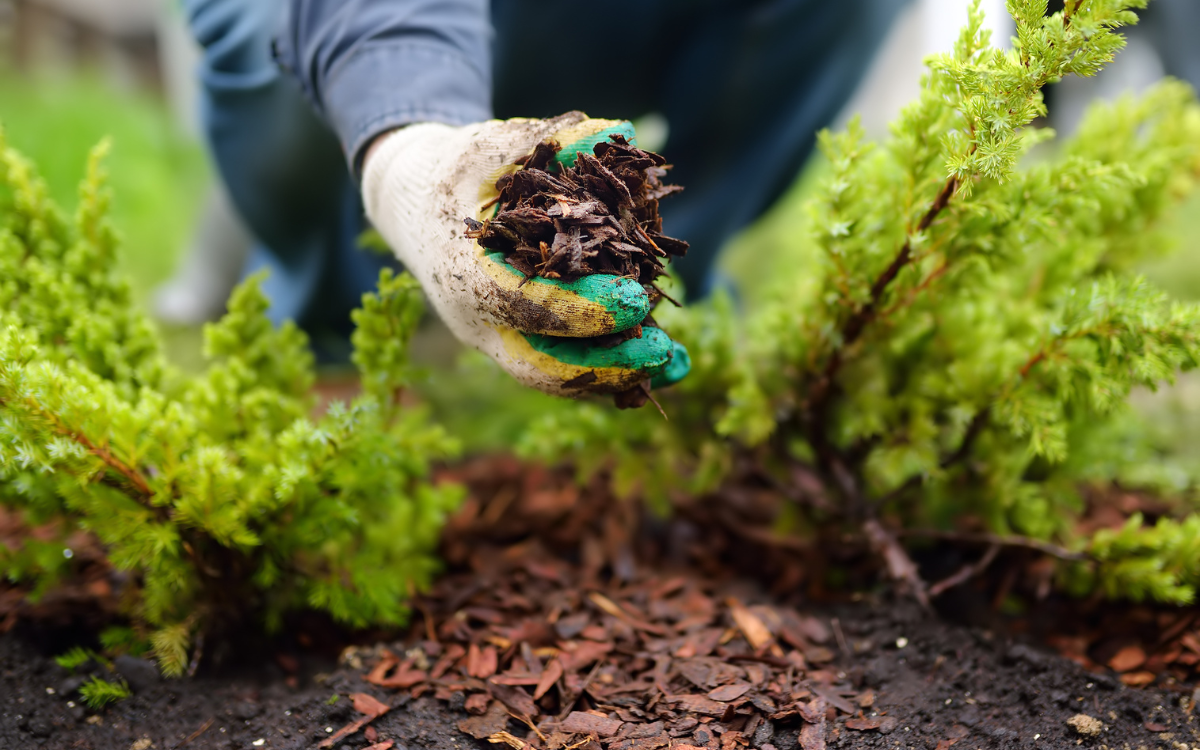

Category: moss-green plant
[78, 676, 131, 709]
[55, 646, 101, 672]
[522, 0, 1200, 603]
[0, 134, 462, 675]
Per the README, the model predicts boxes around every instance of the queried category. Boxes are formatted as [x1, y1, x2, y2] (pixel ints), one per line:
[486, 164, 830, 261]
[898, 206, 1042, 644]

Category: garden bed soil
[3, 457, 1199, 750]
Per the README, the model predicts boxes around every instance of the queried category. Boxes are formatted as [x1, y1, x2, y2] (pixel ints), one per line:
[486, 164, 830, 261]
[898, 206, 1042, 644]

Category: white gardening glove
[362, 111, 690, 398]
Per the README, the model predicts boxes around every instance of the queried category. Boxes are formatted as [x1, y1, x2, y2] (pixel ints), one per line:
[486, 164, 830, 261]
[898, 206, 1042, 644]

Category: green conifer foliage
[523, 0, 1200, 603]
[0, 134, 461, 675]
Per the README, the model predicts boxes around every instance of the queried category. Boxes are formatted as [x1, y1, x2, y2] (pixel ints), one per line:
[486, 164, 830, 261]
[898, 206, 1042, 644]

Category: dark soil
[3, 601, 1196, 750]
[3, 459, 1199, 750]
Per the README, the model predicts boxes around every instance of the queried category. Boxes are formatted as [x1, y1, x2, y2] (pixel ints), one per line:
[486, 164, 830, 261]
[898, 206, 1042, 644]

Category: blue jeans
[182, 0, 904, 345]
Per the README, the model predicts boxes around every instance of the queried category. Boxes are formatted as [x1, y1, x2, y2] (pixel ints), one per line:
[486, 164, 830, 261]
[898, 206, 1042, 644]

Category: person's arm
[274, 0, 493, 175]
[275, 1, 690, 399]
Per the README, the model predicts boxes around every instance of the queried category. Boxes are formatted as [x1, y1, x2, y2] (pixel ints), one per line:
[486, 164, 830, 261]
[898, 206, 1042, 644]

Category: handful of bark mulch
[464, 135, 688, 290]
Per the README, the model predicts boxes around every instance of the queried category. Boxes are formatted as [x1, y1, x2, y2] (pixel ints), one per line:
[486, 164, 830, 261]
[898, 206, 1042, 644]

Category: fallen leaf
[857, 690, 875, 709]
[560, 711, 624, 737]
[933, 739, 959, 750]
[728, 599, 773, 651]
[1108, 645, 1146, 673]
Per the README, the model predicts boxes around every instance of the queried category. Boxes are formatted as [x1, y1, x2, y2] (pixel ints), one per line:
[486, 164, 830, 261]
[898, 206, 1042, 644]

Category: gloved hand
[362, 111, 690, 398]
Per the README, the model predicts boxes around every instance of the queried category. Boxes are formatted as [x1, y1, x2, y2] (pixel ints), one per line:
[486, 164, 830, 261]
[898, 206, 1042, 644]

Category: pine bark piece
[797, 697, 827, 750]
[533, 658, 564, 700]
[459, 702, 513, 739]
[488, 681, 539, 717]
[728, 599, 773, 651]
[318, 693, 391, 748]
[664, 694, 729, 717]
[560, 711, 625, 737]
[707, 683, 752, 702]
[1108, 645, 1147, 673]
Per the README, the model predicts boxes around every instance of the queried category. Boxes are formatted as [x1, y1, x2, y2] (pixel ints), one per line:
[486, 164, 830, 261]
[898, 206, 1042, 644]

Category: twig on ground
[177, 718, 214, 748]
[864, 518, 930, 607]
[928, 543, 1001, 598]
[899, 528, 1087, 561]
[831, 617, 850, 658]
[716, 509, 810, 552]
[187, 632, 204, 678]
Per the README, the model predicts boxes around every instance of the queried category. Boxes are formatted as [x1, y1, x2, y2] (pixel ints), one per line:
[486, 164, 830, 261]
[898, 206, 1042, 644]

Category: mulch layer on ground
[3, 457, 1200, 750]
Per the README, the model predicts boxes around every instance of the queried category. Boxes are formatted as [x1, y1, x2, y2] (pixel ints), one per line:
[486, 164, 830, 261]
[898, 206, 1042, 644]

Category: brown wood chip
[465, 693, 490, 715]
[1108, 645, 1146, 673]
[318, 694, 391, 748]
[560, 711, 624, 737]
[458, 702, 512, 739]
[707, 683, 752, 702]
[351, 693, 391, 718]
[489, 681, 539, 717]
[729, 600, 773, 651]
[799, 719, 826, 750]
[665, 694, 728, 716]
[534, 658, 564, 700]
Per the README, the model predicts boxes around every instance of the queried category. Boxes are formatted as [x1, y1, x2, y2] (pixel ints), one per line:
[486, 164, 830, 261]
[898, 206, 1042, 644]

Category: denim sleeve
[275, 0, 493, 173]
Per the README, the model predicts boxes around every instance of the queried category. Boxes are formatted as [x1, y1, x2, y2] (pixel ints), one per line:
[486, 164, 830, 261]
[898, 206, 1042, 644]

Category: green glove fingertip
[650, 339, 691, 389]
[524, 325, 674, 376]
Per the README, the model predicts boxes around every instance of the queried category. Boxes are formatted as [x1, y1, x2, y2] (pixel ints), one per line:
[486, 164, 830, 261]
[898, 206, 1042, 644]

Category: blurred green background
[1, 4, 1199, 465]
